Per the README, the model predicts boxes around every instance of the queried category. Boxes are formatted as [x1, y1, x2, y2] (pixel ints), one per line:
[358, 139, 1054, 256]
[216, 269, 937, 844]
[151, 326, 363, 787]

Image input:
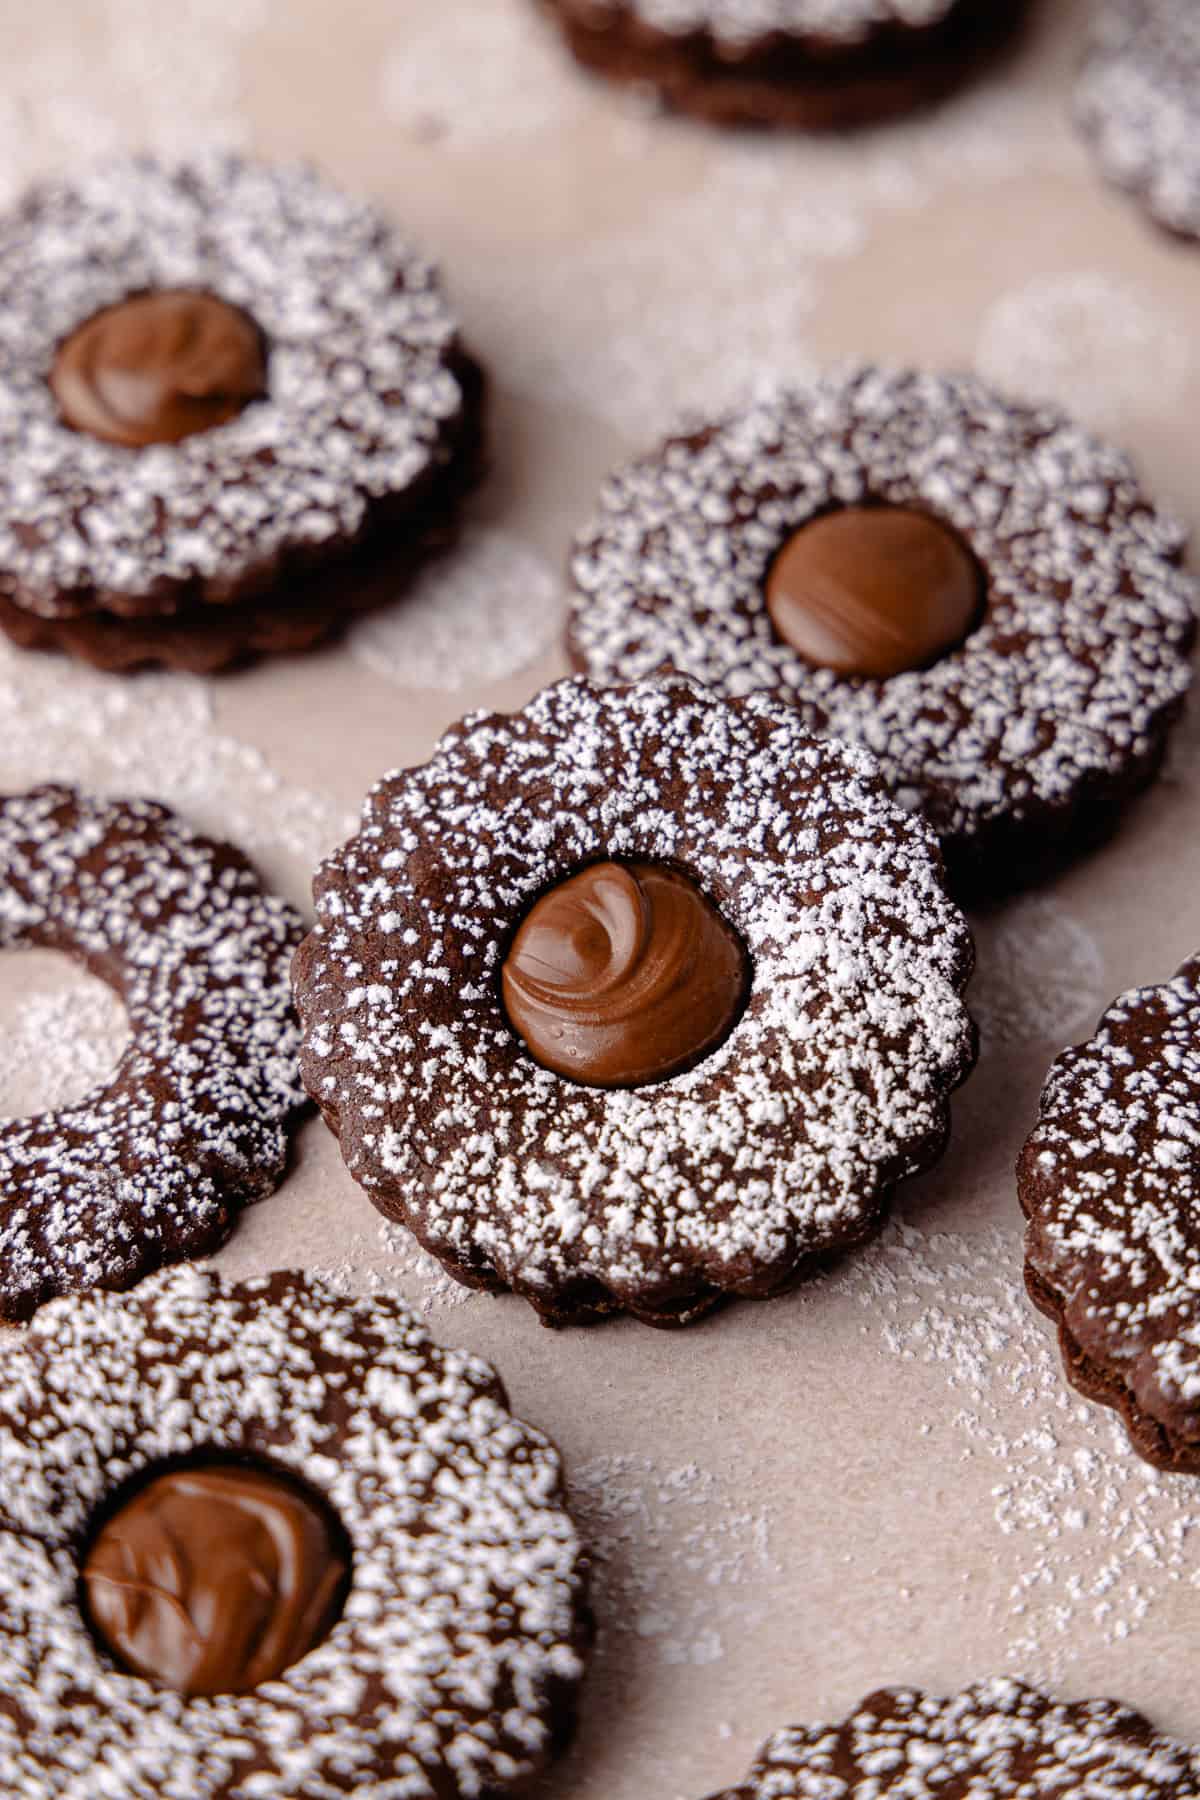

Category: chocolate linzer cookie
[1077, 0, 1200, 243]
[293, 674, 976, 1327]
[704, 1678, 1199, 1797]
[0, 154, 484, 673]
[537, 0, 1026, 130]
[0, 1266, 588, 1800]
[566, 366, 1196, 894]
[0, 785, 307, 1321]
[1019, 954, 1200, 1473]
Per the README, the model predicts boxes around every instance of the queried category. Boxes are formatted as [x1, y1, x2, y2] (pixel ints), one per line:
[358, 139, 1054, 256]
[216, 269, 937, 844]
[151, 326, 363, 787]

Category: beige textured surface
[1, 0, 1200, 1792]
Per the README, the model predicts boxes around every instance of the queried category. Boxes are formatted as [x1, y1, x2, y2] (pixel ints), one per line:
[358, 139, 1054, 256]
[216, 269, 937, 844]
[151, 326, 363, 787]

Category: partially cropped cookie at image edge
[1019, 954, 1200, 1473]
[1077, 0, 1200, 243]
[566, 366, 1197, 895]
[293, 673, 976, 1328]
[0, 1267, 589, 1800]
[537, 0, 1029, 131]
[704, 1677, 1200, 1797]
[0, 153, 484, 673]
[0, 785, 308, 1322]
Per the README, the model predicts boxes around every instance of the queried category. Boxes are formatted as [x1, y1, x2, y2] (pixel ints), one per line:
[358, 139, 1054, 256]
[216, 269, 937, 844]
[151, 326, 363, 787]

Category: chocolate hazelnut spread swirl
[82, 1463, 347, 1696]
[502, 860, 749, 1088]
[766, 504, 981, 680]
[51, 290, 267, 448]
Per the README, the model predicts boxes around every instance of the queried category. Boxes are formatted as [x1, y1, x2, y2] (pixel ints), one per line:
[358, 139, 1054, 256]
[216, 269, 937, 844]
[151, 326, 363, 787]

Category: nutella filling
[82, 1461, 348, 1696]
[765, 503, 982, 679]
[51, 290, 267, 447]
[502, 860, 749, 1088]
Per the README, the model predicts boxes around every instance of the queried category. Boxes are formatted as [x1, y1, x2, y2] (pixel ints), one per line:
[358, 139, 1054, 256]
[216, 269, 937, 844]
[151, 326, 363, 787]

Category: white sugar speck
[349, 528, 564, 691]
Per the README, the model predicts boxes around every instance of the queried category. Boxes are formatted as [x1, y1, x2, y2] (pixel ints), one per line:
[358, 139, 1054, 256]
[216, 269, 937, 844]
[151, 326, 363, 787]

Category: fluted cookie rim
[1019, 953, 1200, 1473]
[0, 1267, 589, 1800]
[564, 365, 1196, 894]
[701, 1675, 1198, 1797]
[1076, 0, 1200, 243]
[293, 673, 977, 1328]
[0, 785, 308, 1321]
[0, 152, 480, 625]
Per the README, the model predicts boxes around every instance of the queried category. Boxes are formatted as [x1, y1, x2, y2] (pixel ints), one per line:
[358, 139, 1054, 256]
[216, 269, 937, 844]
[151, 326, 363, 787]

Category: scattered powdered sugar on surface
[311, 1218, 478, 1315]
[555, 0, 957, 47]
[349, 527, 564, 691]
[976, 271, 1193, 436]
[829, 1219, 1200, 1675]
[0, 639, 349, 876]
[0, 1266, 587, 1800]
[1076, 0, 1200, 240]
[380, 0, 588, 146]
[296, 675, 974, 1321]
[567, 367, 1196, 858]
[0, 966, 130, 1120]
[570, 1453, 778, 1668]
[968, 896, 1105, 1049]
[487, 213, 822, 441]
[0, 0, 266, 201]
[1020, 959, 1200, 1442]
[720, 1674, 1199, 1795]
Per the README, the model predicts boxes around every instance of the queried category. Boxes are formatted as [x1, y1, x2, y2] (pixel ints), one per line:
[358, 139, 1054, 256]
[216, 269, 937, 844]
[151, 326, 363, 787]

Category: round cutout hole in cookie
[765, 503, 985, 679]
[79, 1450, 352, 1697]
[501, 858, 751, 1089]
[0, 949, 131, 1119]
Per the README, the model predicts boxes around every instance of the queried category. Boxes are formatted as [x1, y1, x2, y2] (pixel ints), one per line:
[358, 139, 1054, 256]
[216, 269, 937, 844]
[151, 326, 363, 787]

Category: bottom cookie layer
[1023, 1262, 1200, 1474]
[540, 0, 1029, 130]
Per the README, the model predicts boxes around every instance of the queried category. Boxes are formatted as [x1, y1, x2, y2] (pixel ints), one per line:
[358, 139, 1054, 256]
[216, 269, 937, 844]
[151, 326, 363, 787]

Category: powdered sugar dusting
[0, 959, 130, 1120]
[296, 673, 974, 1323]
[0, 0, 265, 202]
[720, 1674, 1198, 1795]
[349, 527, 564, 691]
[556, 0, 957, 48]
[976, 272, 1193, 435]
[969, 897, 1105, 1048]
[312, 1217, 478, 1315]
[381, 2, 587, 145]
[0, 786, 307, 1320]
[571, 1454, 777, 1667]
[567, 367, 1196, 863]
[0, 639, 350, 875]
[1076, 0, 1200, 241]
[0, 1266, 587, 1800]
[1020, 957, 1200, 1449]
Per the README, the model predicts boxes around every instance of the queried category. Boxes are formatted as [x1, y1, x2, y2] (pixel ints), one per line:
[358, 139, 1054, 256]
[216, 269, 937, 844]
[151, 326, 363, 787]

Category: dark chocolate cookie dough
[294, 673, 976, 1327]
[0, 154, 484, 672]
[704, 1678, 1199, 1797]
[1020, 954, 1200, 1473]
[0, 1268, 589, 1799]
[0, 785, 307, 1320]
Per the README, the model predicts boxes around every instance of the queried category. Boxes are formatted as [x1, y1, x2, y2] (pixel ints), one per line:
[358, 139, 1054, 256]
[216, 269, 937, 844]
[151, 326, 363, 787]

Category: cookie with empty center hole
[703, 1678, 1198, 1798]
[0, 784, 307, 1320]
